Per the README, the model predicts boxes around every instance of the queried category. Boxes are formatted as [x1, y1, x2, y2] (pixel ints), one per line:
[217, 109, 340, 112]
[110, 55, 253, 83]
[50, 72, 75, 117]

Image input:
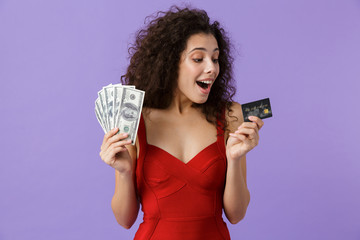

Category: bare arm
[223, 102, 264, 224]
[100, 128, 140, 229]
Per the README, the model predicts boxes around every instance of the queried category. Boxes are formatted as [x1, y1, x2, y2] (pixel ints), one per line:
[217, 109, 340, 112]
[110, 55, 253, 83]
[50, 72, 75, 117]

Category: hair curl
[121, 6, 236, 130]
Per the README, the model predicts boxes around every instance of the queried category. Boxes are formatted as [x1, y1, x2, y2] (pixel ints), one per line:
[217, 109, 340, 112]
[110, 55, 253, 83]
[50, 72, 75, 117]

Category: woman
[100, 6, 264, 240]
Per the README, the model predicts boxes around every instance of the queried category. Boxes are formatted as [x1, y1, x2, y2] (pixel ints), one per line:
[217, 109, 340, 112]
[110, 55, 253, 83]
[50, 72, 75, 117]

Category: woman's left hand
[226, 116, 264, 161]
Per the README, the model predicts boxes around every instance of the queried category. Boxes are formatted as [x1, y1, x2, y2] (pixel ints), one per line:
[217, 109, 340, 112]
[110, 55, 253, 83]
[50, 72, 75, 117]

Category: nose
[204, 59, 217, 74]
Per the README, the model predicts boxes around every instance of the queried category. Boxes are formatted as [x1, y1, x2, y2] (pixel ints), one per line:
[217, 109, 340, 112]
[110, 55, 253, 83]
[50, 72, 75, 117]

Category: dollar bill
[116, 88, 145, 144]
[95, 98, 107, 133]
[113, 85, 137, 128]
[95, 84, 144, 143]
[113, 86, 124, 129]
[103, 85, 115, 130]
[97, 87, 109, 132]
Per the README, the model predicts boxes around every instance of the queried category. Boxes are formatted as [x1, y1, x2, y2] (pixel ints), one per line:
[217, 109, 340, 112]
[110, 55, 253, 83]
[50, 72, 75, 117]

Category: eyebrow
[188, 47, 219, 54]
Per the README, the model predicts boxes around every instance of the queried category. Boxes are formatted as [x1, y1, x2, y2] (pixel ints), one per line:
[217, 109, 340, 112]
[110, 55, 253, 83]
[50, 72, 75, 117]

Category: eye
[193, 58, 203, 63]
[212, 58, 219, 64]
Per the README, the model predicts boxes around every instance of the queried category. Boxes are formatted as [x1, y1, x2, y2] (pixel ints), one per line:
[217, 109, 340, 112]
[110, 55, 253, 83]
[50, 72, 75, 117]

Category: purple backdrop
[0, 0, 359, 239]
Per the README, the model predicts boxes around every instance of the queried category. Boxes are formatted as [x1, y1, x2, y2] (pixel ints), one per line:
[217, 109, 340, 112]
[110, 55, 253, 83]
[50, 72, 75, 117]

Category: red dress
[134, 114, 231, 240]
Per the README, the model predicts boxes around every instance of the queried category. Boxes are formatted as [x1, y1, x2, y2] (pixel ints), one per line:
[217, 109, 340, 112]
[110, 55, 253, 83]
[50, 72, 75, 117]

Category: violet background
[0, 0, 359, 239]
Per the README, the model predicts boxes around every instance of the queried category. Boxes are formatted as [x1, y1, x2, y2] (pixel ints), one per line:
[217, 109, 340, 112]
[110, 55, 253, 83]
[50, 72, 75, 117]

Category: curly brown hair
[121, 6, 236, 129]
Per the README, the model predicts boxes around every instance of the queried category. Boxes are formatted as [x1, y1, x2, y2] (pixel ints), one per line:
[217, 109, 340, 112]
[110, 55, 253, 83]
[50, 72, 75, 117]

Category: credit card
[241, 98, 272, 122]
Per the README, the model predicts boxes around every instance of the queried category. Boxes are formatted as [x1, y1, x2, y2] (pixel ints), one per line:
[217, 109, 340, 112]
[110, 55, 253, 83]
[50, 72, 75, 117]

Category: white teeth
[198, 80, 212, 84]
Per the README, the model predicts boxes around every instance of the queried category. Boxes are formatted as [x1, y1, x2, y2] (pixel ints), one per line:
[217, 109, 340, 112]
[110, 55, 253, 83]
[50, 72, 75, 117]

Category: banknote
[114, 85, 136, 128]
[95, 84, 144, 145]
[97, 87, 109, 132]
[95, 98, 107, 133]
[113, 85, 124, 128]
[103, 86, 115, 130]
[116, 88, 145, 144]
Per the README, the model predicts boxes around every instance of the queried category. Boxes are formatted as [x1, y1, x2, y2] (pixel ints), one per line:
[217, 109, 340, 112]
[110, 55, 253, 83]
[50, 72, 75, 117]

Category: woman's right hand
[99, 128, 133, 175]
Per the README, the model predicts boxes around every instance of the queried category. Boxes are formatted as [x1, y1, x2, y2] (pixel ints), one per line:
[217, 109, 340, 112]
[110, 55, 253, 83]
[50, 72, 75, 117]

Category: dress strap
[137, 113, 147, 158]
[216, 108, 226, 159]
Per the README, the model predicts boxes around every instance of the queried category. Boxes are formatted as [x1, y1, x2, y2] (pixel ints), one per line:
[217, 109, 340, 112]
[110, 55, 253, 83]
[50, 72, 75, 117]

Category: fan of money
[95, 83, 145, 144]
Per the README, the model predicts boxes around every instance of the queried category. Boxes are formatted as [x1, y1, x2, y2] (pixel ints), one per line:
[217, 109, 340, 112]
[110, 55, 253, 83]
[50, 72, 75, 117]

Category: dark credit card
[242, 98, 272, 122]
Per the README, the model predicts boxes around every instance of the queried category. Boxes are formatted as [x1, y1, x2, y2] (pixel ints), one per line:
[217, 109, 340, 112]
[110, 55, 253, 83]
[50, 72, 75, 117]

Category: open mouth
[196, 80, 212, 89]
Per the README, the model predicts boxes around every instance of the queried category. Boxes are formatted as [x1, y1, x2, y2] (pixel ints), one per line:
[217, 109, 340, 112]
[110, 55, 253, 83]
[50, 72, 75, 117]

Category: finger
[102, 139, 130, 162]
[102, 133, 121, 151]
[230, 130, 258, 149]
[235, 128, 259, 145]
[106, 138, 132, 154]
[229, 132, 247, 142]
[102, 128, 119, 146]
[229, 132, 252, 147]
[237, 124, 259, 138]
[108, 132, 129, 144]
[102, 146, 125, 165]
[108, 138, 132, 150]
[238, 122, 258, 130]
[235, 127, 258, 138]
[102, 132, 129, 151]
[248, 116, 264, 130]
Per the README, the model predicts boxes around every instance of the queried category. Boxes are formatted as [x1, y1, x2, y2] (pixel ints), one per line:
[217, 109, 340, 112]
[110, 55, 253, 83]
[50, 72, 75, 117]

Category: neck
[168, 91, 194, 115]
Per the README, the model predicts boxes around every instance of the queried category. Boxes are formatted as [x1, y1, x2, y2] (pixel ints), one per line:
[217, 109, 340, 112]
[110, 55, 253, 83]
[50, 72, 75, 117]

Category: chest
[144, 114, 217, 164]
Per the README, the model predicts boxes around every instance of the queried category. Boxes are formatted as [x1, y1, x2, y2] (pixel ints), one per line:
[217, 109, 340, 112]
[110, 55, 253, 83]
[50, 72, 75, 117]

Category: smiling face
[175, 33, 220, 104]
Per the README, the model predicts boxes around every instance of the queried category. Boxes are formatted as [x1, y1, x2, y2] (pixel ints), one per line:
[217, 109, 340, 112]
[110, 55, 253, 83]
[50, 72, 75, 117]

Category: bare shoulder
[225, 102, 244, 137]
